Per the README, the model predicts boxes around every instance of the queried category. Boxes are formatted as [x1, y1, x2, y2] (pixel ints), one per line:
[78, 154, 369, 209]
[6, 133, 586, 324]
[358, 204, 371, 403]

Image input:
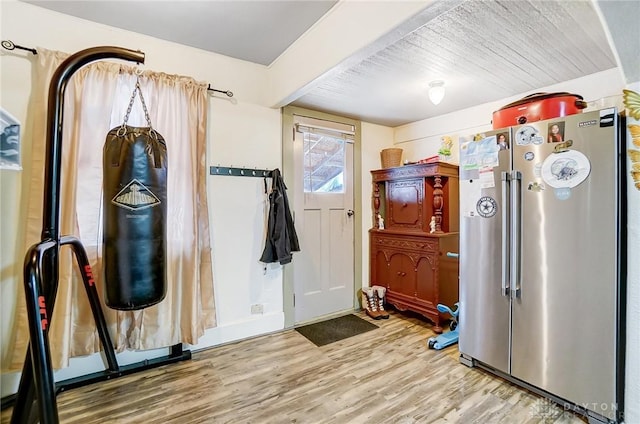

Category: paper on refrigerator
[461, 179, 482, 218]
[459, 135, 500, 171]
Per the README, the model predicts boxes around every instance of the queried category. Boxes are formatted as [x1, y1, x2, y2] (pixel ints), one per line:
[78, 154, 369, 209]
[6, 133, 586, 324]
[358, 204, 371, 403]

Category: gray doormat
[295, 314, 379, 347]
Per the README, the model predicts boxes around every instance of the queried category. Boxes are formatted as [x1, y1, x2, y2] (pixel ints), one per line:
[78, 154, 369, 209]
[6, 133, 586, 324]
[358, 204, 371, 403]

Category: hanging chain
[136, 79, 153, 130]
[118, 74, 155, 138]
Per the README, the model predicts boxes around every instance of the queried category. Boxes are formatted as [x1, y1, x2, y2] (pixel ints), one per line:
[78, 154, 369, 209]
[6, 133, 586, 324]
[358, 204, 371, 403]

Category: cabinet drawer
[371, 233, 438, 253]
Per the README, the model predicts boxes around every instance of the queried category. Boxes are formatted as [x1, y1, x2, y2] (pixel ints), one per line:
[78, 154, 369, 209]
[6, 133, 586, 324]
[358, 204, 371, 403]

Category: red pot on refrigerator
[492, 92, 588, 129]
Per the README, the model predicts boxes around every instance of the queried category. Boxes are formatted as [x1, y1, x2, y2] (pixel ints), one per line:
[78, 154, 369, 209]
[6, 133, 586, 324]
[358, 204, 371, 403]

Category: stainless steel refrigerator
[458, 108, 625, 424]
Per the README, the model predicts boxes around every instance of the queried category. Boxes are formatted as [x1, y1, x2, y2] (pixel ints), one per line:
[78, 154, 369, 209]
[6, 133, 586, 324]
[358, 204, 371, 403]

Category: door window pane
[303, 131, 345, 193]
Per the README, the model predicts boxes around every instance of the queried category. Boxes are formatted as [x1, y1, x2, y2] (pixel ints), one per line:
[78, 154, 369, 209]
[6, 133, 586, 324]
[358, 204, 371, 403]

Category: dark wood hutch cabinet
[369, 162, 459, 333]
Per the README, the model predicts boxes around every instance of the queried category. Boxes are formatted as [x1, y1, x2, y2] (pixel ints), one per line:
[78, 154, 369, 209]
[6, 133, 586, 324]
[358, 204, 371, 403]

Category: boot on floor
[372, 285, 389, 319]
[362, 287, 383, 320]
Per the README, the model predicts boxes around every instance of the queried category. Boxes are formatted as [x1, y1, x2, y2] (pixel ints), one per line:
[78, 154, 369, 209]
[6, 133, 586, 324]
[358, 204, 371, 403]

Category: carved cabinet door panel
[372, 249, 389, 288]
[416, 253, 438, 309]
[388, 252, 416, 297]
[387, 179, 424, 231]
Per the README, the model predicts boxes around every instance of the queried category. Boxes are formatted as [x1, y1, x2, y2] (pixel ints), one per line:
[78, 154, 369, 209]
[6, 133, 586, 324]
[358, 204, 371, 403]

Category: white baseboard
[188, 312, 285, 351]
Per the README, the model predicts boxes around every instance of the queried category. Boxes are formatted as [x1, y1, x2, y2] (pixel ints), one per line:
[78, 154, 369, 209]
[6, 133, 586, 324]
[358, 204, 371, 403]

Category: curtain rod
[207, 85, 233, 98]
[1, 40, 37, 55]
[2, 40, 234, 97]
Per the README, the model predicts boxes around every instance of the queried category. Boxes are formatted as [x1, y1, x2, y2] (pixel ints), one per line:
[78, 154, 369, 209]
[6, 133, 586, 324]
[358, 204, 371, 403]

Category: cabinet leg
[432, 314, 444, 334]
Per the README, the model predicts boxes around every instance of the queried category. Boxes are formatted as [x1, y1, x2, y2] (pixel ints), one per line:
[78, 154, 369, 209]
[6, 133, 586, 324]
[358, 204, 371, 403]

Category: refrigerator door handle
[510, 170, 522, 298]
[501, 171, 510, 297]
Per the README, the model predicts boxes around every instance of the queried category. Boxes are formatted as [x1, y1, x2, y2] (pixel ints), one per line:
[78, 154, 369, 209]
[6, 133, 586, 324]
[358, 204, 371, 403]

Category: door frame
[281, 105, 362, 328]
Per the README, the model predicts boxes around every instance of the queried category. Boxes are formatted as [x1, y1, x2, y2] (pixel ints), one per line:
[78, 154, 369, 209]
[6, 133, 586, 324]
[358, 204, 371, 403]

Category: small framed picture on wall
[0, 108, 21, 170]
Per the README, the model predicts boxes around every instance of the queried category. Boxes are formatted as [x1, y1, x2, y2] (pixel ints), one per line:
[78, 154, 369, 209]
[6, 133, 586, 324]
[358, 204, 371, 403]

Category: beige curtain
[3, 48, 215, 371]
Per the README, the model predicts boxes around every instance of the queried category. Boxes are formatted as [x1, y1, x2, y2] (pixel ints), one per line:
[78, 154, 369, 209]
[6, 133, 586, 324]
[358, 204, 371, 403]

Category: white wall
[199, 101, 284, 346]
[360, 122, 395, 289]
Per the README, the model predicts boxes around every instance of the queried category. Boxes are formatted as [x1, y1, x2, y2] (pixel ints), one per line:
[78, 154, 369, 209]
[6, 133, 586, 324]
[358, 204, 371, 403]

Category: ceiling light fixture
[428, 80, 445, 105]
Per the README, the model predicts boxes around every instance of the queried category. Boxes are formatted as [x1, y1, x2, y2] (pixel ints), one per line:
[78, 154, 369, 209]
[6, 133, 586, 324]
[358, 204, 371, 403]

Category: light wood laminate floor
[2, 310, 586, 423]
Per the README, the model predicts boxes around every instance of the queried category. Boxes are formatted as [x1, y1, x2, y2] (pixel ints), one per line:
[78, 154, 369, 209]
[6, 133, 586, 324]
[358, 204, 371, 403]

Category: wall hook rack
[209, 166, 272, 178]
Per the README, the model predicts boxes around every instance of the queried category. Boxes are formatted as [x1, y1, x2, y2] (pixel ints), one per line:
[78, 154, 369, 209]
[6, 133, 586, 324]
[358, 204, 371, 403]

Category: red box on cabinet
[492, 92, 587, 129]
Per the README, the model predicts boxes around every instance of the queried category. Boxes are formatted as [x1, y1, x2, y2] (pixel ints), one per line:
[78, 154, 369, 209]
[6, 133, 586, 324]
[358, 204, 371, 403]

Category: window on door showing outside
[303, 131, 345, 193]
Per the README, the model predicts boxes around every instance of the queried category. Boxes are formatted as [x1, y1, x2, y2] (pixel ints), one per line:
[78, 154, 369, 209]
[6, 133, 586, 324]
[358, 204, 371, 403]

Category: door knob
[347, 209, 354, 217]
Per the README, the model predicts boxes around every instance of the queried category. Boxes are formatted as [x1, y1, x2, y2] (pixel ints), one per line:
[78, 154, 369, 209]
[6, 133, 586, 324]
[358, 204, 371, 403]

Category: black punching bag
[103, 79, 168, 310]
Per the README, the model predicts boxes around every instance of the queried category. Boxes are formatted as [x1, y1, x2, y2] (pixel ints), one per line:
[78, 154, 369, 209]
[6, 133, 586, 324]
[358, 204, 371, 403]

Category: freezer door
[458, 132, 511, 374]
[510, 109, 619, 419]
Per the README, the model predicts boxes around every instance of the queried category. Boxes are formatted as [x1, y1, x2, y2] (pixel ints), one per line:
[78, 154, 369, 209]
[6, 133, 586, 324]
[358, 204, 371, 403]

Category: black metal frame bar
[615, 114, 627, 423]
[209, 166, 272, 177]
[7, 46, 190, 424]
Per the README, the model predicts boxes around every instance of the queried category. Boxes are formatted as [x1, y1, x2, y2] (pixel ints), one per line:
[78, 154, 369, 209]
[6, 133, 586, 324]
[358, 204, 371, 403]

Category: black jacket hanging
[102, 76, 167, 310]
[260, 168, 300, 265]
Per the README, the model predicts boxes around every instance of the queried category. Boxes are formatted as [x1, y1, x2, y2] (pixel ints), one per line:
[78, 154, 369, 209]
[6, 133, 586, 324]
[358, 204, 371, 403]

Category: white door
[293, 118, 355, 324]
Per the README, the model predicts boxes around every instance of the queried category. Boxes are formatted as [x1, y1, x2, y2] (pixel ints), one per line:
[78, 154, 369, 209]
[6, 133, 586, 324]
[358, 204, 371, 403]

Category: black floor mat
[295, 314, 379, 347]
